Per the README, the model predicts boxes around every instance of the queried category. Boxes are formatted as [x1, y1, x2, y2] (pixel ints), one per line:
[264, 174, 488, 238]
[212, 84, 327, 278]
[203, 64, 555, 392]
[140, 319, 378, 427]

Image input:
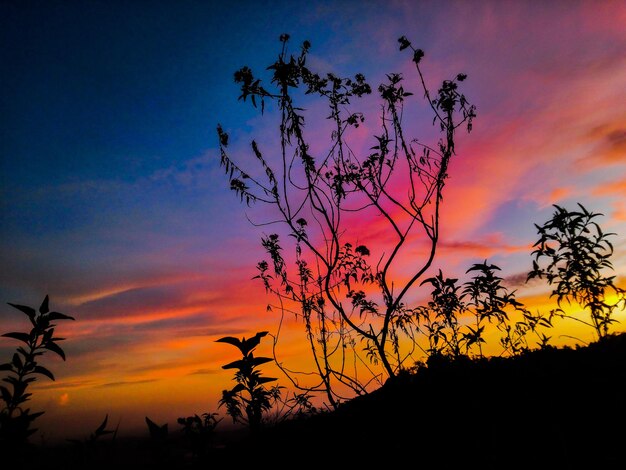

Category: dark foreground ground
[5, 332, 626, 469]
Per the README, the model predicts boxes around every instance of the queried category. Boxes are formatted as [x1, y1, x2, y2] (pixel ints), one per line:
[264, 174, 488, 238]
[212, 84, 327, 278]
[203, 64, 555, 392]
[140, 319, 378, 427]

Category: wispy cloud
[98, 379, 160, 388]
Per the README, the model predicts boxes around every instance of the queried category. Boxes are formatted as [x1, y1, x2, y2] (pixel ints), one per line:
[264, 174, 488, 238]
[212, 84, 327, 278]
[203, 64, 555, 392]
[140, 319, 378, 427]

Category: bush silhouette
[529, 203, 626, 340]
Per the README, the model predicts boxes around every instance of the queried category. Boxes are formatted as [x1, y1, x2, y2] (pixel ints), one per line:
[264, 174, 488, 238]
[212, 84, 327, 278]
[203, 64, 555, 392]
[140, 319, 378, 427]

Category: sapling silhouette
[0, 295, 74, 448]
[217, 331, 278, 434]
[528, 203, 626, 340]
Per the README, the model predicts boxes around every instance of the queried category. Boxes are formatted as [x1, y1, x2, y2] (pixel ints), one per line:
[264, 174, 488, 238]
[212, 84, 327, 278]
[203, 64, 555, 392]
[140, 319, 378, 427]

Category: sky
[1, 0, 626, 442]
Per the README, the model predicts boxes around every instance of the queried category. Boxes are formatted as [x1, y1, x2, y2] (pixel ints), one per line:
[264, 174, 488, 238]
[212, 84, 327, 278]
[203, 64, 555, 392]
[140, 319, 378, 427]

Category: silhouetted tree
[217, 34, 475, 407]
[528, 203, 626, 340]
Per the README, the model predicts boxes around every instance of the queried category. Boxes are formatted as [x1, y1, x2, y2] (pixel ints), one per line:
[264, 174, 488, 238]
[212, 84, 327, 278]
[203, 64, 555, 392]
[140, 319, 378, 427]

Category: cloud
[581, 123, 626, 167]
[593, 178, 626, 197]
[33, 379, 97, 391]
[439, 234, 529, 259]
[98, 379, 160, 388]
[187, 368, 219, 376]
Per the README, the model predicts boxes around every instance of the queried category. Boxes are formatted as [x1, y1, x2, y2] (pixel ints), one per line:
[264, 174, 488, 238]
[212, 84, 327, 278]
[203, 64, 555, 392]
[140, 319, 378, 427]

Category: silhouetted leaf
[39, 295, 50, 314]
[44, 341, 66, 360]
[216, 336, 243, 350]
[250, 357, 273, 367]
[146, 416, 168, 439]
[230, 383, 246, 394]
[1, 332, 31, 344]
[222, 359, 246, 370]
[256, 376, 278, 384]
[33, 365, 55, 381]
[6, 302, 36, 319]
[12, 352, 23, 369]
[28, 411, 45, 420]
[46, 311, 75, 321]
[0, 385, 11, 402]
[96, 415, 110, 434]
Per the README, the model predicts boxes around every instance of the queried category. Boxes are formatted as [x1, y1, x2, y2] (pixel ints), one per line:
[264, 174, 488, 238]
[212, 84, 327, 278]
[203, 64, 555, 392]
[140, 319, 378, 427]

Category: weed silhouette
[216, 331, 278, 434]
[0, 295, 74, 452]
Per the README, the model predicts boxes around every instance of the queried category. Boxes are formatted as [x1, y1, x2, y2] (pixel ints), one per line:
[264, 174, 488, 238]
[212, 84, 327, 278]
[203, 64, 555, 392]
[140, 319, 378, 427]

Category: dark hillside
[8, 333, 626, 469]
[219, 333, 626, 469]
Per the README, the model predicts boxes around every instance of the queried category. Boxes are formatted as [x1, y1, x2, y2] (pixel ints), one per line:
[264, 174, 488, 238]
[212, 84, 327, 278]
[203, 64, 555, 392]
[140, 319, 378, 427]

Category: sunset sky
[1, 0, 626, 442]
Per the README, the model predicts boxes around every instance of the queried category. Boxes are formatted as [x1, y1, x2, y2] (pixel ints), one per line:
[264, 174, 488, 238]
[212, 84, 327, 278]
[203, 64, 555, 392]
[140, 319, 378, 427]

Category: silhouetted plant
[500, 308, 563, 355]
[177, 412, 220, 459]
[217, 33, 476, 406]
[145, 415, 171, 462]
[67, 414, 116, 446]
[462, 261, 529, 357]
[528, 203, 626, 340]
[66, 414, 117, 467]
[267, 390, 319, 423]
[0, 295, 74, 447]
[145, 416, 168, 443]
[416, 261, 560, 361]
[217, 331, 278, 434]
[417, 270, 466, 359]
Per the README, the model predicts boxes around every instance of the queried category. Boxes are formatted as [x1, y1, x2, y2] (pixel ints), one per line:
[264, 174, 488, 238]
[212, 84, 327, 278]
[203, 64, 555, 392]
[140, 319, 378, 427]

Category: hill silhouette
[221, 332, 625, 469]
[12, 332, 625, 469]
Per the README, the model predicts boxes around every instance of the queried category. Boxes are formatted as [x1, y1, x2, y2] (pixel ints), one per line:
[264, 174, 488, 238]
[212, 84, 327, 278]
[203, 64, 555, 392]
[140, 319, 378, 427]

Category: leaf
[46, 311, 75, 321]
[250, 357, 273, 367]
[230, 383, 246, 394]
[1, 332, 31, 345]
[256, 376, 278, 384]
[222, 359, 246, 370]
[33, 365, 55, 381]
[12, 352, 23, 369]
[96, 415, 109, 434]
[44, 341, 67, 360]
[146, 416, 168, 439]
[215, 336, 243, 350]
[0, 363, 13, 372]
[0, 385, 12, 403]
[27, 410, 45, 421]
[39, 295, 50, 314]
[7, 302, 36, 320]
